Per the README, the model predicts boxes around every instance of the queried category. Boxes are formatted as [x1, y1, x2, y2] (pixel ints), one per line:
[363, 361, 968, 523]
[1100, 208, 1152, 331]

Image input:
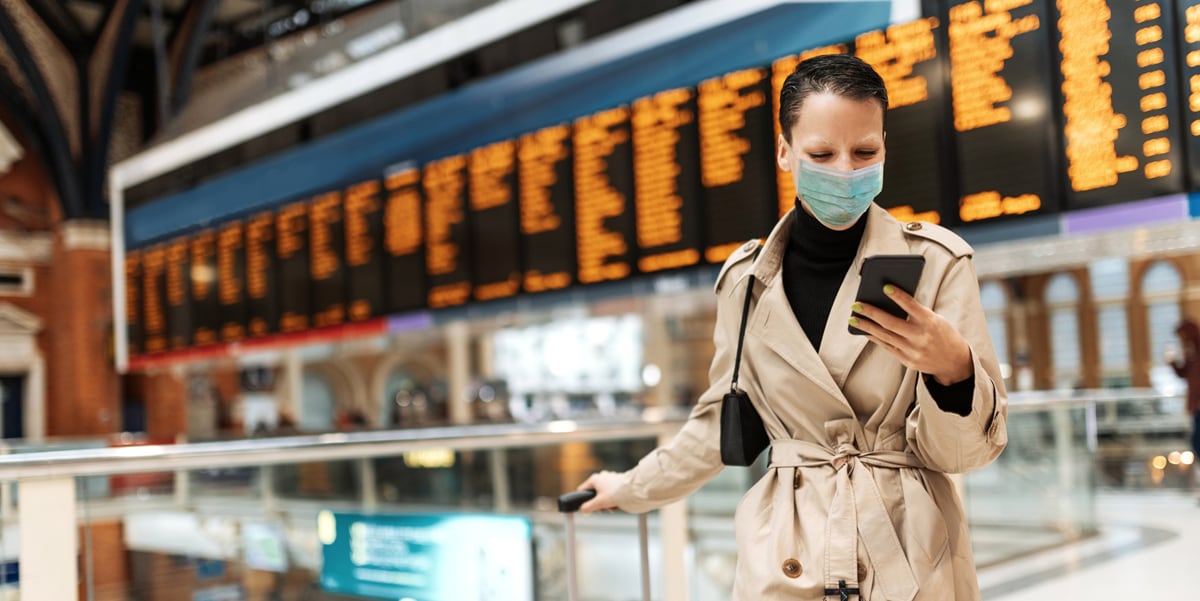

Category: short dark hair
[778, 54, 888, 142]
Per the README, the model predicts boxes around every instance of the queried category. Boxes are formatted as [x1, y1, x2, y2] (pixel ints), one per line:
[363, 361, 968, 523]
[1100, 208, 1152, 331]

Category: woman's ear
[776, 134, 792, 172]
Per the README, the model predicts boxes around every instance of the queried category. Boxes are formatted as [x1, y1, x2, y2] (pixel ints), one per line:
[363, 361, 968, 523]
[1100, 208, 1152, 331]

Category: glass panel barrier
[7, 389, 1185, 600]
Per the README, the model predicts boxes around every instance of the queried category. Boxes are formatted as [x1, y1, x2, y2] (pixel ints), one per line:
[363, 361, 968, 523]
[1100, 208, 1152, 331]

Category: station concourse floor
[976, 490, 1199, 600]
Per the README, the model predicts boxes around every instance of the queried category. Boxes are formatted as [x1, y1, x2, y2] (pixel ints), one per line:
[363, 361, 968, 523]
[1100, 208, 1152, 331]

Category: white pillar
[658, 432, 689, 601]
[281, 351, 303, 422]
[446, 321, 471, 425]
[20, 477, 78, 601]
[24, 355, 45, 441]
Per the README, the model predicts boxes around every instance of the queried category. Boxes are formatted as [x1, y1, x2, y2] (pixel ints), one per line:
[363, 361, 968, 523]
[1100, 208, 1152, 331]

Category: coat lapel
[742, 211, 848, 405]
[818, 204, 912, 388]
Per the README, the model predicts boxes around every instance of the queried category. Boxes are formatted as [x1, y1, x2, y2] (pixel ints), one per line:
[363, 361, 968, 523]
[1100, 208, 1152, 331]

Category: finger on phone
[576, 475, 595, 492]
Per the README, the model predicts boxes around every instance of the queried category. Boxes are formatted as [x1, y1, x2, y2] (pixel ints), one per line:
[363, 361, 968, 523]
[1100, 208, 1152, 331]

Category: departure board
[469, 140, 522, 301]
[310, 191, 347, 328]
[124, 251, 141, 356]
[944, 0, 1060, 224]
[1053, 0, 1185, 208]
[423, 155, 472, 308]
[344, 179, 385, 322]
[383, 167, 427, 313]
[1175, 0, 1200, 187]
[141, 244, 167, 353]
[771, 44, 851, 218]
[573, 106, 637, 284]
[517, 124, 576, 293]
[631, 88, 703, 273]
[276, 200, 311, 333]
[216, 220, 246, 343]
[245, 210, 279, 338]
[857, 17, 952, 224]
[698, 67, 778, 263]
[189, 229, 219, 347]
[164, 236, 192, 350]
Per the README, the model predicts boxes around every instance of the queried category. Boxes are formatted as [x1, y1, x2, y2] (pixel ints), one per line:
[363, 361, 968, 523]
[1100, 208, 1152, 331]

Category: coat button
[906, 222, 923, 231]
[858, 559, 869, 581]
[782, 559, 802, 578]
[792, 469, 803, 490]
[743, 241, 757, 251]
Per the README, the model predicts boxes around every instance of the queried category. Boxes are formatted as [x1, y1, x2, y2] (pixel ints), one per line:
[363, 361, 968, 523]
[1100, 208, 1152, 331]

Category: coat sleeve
[608, 273, 744, 513]
[905, 255, 1008, 474]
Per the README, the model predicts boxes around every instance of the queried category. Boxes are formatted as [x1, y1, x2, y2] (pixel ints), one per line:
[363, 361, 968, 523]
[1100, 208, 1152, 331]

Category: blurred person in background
[1168, 319, 1200, 480]
[576, 54, 1007, 600]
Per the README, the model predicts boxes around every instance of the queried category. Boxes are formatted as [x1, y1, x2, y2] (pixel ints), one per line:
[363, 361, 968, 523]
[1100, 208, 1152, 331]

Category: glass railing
[0, 389, 1188, 600]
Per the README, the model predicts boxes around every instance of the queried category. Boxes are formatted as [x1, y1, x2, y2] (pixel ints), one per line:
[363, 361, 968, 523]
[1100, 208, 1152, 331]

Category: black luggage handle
[557, 489, 597, 513]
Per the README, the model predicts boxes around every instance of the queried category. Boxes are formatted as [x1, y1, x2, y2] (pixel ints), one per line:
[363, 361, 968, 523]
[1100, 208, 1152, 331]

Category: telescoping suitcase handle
[557, 490, 651, 601]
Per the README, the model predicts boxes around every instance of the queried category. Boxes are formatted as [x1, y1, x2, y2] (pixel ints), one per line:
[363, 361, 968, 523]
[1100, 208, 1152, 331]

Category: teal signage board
[318, 510, 534, 601]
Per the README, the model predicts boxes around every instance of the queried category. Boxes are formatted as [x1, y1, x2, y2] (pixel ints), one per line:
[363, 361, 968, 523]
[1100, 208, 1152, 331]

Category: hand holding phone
[848, 255, 924, 335]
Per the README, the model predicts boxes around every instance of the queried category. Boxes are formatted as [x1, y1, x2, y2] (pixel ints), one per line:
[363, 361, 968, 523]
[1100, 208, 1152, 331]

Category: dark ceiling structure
[0, 0, 390, 220]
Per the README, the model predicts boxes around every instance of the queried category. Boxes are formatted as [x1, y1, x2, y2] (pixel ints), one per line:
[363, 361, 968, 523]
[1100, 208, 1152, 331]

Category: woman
[577, 54, 1008, 600]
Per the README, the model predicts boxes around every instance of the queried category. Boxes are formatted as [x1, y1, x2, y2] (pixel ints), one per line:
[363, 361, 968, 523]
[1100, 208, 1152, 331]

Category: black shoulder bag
[719, 249, 769, 466]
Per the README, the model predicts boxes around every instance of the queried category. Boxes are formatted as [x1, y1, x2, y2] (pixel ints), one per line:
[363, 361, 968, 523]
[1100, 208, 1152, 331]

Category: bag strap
[729, 243, 762, 394]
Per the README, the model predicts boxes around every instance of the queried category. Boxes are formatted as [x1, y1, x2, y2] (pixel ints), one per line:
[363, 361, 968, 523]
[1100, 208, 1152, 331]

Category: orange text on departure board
[141, 245, 166, 352]
[632, 88, 700, 272]
[948, 0, 1041, 132]
[245, 212, 273, 336]
[125, 252, 139, 325]
[1185, 5, 1200, 137]
[855, 17, 938, 109]
[887, 205, 943, 224]
[423, 155, 467, 277]
[574, 106, 632, 285]
[345, 180, 381, 268]
[469, 140, 516, 211]
[959, 190, 1042, 221]
[217, 221, 245, 342]
[165, 237, 189, 307]
[190, 231, 215, 300]
[277, 202, 307, 258]
[517, 125, 569, 236]
[384, 169, 423, 257]
[309, 192, 342, 281]
[698, 68, 767, 188]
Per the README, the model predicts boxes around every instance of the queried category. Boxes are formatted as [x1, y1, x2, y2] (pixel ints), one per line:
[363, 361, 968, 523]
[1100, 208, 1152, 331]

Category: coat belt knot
[768, 439, 924, 601]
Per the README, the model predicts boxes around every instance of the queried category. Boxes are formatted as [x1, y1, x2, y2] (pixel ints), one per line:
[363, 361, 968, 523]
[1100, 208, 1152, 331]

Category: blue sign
[318, 511, 533, 601]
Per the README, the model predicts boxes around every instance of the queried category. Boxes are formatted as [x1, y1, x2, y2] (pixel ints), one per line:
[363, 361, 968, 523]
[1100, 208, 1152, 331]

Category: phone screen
[848, 254, 925, 335]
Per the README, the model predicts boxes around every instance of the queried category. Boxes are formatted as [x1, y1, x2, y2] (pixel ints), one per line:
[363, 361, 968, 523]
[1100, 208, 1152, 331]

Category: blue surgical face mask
[793, 159, 884, 228]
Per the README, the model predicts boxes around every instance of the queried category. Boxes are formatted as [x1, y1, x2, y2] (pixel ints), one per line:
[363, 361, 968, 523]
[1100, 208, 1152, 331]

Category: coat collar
[744, 204, 911, 411]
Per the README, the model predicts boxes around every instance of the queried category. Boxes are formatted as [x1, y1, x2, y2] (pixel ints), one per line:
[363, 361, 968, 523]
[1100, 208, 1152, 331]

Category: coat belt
[768, 439, 922, 601]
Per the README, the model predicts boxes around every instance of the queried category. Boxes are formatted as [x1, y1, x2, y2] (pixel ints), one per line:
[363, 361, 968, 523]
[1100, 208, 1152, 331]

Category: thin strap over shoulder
[729, 245, 761, 394]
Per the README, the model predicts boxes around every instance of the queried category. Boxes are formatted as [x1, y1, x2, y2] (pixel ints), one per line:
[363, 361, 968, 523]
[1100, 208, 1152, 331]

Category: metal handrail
[0, 388, 1180, 481]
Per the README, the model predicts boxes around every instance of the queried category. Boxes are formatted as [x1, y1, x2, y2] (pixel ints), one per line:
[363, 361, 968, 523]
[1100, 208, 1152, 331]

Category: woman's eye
[856, 150, 878, 157]
[807, 153, 831, 160]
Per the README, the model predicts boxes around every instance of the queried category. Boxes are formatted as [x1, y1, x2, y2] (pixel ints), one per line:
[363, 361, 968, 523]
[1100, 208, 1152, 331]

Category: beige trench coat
[610, 204, 1008, 600]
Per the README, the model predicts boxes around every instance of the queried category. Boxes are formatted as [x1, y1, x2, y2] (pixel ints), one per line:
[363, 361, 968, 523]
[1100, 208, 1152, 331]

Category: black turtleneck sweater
[781, 203, 974, 415]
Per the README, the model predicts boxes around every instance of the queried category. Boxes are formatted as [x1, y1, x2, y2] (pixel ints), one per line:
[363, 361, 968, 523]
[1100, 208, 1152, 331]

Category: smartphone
[848, 254, 925, 335]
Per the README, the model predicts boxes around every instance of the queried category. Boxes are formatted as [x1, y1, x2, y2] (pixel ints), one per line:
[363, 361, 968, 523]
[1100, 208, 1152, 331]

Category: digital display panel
[517, 124, 575, 293]
[857, 17, 952, 223]
[469, 140, 522, 301]
[573, 106, 637, 285]
[771, 44, 851, 218]
[698, 67, 778, 263]
[217, 220, 247, 343]
[276, 200, 311, 333]
[383, 167, 427, 313]
[310, 191, 347, 328]
[164, 236, 192, 350]
[1180, 0, 1200, 187]
[631, 87, 704, 273]
[124, 251, 141, 356]
[1054, 0, 1185, 208]
[944, 0, 1060, 224]
[344, 179, 385, 322]
[189, 229, 219, 347]
[141, 244, 167, 354]
[423, 154, 472, 308]
[244, 210, 279, 338]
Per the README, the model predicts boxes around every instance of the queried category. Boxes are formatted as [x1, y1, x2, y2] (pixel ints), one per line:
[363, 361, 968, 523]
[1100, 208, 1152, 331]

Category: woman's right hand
[576, 470, 622, 513]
